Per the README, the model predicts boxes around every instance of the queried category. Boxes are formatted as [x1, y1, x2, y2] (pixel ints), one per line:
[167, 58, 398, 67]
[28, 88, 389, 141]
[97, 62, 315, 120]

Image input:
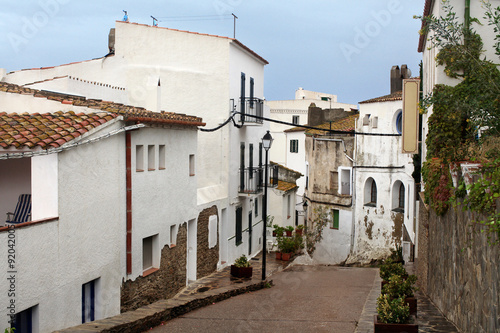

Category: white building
[0, 83, 202, 332]
[3, 20, 271, 271]
[348, 71, 416, 264]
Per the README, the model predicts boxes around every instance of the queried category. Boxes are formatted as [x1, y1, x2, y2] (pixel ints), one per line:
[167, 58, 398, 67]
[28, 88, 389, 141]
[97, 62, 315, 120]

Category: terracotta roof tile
[305, 114, 359, 136]
[276, 180, 298, 193]
[0, 111, 119, 150]
[0, 82, 205, 127]
[358, 91, 402, 104]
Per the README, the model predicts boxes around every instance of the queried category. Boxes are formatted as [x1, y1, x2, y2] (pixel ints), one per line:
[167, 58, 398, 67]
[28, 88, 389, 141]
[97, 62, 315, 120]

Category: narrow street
[149, 265, 377, 333]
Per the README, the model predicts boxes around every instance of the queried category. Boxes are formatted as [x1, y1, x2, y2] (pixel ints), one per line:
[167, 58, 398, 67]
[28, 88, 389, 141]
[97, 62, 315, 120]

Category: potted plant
[379, 258, 407, 289]
[374, 294, 418, 332]
[279, 237, 295, 261]
[295, 224, 305, 236]
[273, 224, 284, 237]
[388, 245, 404, 264]
[284, 225, 294, 237]
[230, 254, 252, 278]
[382, 274, 418, 315]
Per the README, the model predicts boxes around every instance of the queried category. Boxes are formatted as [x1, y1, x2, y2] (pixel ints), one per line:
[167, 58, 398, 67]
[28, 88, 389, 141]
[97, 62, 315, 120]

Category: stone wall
[197, 205, 219, 279]
[417, 197, 500, 333]
[121, 223, 188, 312]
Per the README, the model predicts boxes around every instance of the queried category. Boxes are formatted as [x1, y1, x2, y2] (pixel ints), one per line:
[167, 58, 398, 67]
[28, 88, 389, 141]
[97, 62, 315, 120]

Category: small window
[82, 279, 97, 323]
[255, 197, 259, 217]
[143, 234, 158, 274]
[189, 154, 195, 176]
[159, 145, 165, 169]
[399, 183, 405, 208]
[290, 139, 299, 153]
[13, 305, 37, 332]
[292, 115, 299, 125]
[148, 145, 155, 171]
[331, 209, 339, 229]
[372, 116, 378, 128]
[340, 168, 351, 195]
[364, 177, 377, 206]
[363, 114, 371, 126]
[392, 181, 405, 212]
[287, 195, 291, 219]
[136, 145, 144, 172]
[170, 225, 177, 246]
[330, 171, 339, 192]
[395, 110, 403, 134]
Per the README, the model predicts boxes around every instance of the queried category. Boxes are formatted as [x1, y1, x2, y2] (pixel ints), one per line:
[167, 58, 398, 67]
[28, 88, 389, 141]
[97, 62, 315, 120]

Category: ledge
[0, 217, 59, 233]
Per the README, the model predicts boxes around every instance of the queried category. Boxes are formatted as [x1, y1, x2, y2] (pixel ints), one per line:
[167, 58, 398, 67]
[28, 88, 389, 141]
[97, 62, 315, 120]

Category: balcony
[238, 165, 278, 195]
[231, 98, 264, 125]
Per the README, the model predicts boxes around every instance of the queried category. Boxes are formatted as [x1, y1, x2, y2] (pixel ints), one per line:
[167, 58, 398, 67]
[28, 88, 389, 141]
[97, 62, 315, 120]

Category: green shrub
[379, 259, 407, 281]
[377, 294, 410, 324]
[382, 274, 418, 299]
[234, 255, 250, 268]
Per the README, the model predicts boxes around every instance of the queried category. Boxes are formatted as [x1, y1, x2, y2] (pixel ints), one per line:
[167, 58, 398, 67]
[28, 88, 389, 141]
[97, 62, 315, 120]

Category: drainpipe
[350, 118, 357, 255]
[126, 132, 132, 275]
[464, 0, 470, 31]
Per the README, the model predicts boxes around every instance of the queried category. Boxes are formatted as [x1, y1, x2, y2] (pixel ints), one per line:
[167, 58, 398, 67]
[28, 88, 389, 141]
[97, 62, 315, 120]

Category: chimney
[108, 28, 116, 54]
[390, 65, 401, 94]
[390, 64, 412, 94]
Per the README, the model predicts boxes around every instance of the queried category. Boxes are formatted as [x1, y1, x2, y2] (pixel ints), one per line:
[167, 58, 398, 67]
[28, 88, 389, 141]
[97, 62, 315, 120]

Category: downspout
[126, 132, 132, 275]
[350, 118, 357, 255]
[464, 0, 470, 32]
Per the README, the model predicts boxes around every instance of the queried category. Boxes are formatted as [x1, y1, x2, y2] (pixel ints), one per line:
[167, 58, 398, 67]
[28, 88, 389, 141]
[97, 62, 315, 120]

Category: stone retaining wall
[417, 196, 500, 333]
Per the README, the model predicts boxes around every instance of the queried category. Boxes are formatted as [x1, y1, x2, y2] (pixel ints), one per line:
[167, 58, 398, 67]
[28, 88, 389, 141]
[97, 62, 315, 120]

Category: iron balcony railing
[232, 97, 263, 125]
[238, 165, 278, 194]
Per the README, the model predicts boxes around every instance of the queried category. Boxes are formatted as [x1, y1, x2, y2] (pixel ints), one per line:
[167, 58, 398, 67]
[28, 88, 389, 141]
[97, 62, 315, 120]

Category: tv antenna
[151, 16, 158, 26]
[232, 13, 238, 39]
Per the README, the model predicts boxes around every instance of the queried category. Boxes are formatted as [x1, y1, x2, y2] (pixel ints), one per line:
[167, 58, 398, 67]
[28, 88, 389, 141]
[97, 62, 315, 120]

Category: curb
[55, 281, 266, 333]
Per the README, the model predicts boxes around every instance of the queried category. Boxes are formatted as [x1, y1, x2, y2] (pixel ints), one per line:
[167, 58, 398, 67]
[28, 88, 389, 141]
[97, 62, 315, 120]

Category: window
[395, 110, 403, 134]
[159, 145, 165, 169]
[255, 197, 259, 217]
[250, 77, 254, 108]
[249, 144, 253, 179]
[170, 224, 177, 246]
[240, 72, 246, 114]
[235, 207, 243, 245]
[148, 145, 155, 171]
[287, 195, 291, 219]
[392, 181, 405, 212]
[189, 154, 195, 176]
[339, 168, 351, 195]
[330, 171, 339, 192]
[13, 305, 37, 333]
[82, 279, 96, 323]
[364, 178, 377, 206]
[143, 234, 159, 274]
[136, 145, 144, 172]
[240, 143, 245, 191]
[372, 116, 378, 128]
[363, 114, 371, 126]
[290, 139, 299, 153]
[331, 209, 339, 229]
[305, 163, 309, 189]
[292, 115, 299, 125]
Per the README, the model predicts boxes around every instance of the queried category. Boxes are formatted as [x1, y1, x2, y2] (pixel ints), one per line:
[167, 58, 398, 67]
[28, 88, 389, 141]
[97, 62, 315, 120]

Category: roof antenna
[151, 16, 158, 27]
[122, 10, 129, 22]
[232, 13, 238, 39]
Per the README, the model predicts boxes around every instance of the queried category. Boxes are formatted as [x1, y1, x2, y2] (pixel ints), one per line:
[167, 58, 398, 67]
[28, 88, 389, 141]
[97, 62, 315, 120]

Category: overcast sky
[0, 0, 425, 105]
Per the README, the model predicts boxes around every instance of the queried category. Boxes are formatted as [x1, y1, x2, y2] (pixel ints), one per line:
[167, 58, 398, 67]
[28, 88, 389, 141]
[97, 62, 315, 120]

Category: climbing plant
[416, 0, 500, 241]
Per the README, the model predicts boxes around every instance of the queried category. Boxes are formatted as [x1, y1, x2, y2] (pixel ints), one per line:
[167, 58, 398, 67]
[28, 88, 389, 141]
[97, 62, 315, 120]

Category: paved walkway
[57, 254, 460, 333]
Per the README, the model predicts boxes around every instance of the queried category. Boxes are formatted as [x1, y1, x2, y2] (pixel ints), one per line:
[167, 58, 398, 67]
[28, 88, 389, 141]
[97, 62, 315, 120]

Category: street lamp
[261, 130, 273, 280]
[302, 199, 308, 228]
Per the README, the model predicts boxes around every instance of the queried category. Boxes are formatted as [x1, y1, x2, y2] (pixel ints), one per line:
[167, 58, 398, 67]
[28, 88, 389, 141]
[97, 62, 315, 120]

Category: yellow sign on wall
[402, 79, 420, 154]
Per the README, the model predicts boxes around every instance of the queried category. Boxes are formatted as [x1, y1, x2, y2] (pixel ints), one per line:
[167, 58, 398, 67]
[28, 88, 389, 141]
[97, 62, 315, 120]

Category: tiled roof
[0, 111, 117, 149]
[358, 91, 402, 104]
[276, 180, 298, 193]
[418, 0, 434, 53]
[0, 82, 205, 126]
[270, 161, 303, 177]
[305, 114, 359, 136]
[284, 126, 306, 133]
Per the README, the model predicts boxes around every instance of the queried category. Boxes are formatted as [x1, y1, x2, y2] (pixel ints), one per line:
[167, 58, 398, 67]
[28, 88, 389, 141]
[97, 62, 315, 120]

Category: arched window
[392, 180, 405, 212]
[364, 178, 377, 206]
[395, 110, 403, 134]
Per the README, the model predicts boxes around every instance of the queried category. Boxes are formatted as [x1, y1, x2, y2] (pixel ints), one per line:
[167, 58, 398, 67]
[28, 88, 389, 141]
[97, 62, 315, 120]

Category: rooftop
[305, 114, 359, 136]
[358, 91, 402, 104]
[0, 111, 117, 150]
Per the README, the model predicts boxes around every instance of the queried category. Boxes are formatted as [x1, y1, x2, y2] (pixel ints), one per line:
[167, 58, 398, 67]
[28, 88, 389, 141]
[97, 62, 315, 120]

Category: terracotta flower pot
[285, 231, 293, 237]
[405, 297, 417, 315]
[276, 252, 282, 260]
[281, 252, 292, 261]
